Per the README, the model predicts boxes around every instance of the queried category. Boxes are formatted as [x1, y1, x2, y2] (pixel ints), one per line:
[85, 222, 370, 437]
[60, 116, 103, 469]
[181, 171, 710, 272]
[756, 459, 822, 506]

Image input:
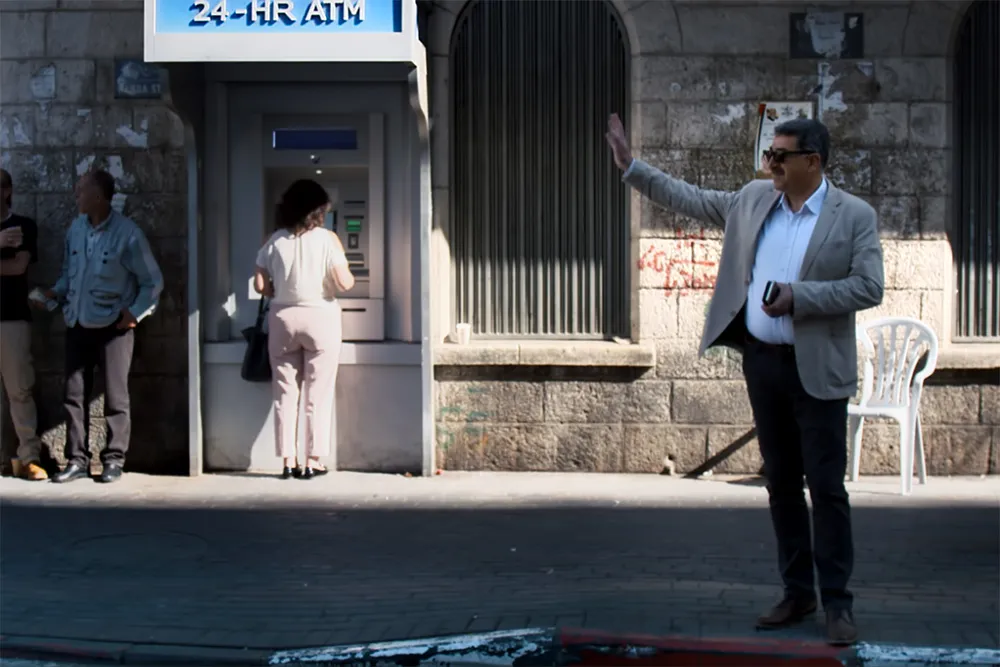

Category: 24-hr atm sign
[156, 0, 402, 33]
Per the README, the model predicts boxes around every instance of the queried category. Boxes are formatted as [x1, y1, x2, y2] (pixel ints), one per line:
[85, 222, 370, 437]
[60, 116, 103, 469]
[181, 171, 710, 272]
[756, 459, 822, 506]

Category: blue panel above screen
[272, 128, 358, 151]
[155, 0, 403, 34]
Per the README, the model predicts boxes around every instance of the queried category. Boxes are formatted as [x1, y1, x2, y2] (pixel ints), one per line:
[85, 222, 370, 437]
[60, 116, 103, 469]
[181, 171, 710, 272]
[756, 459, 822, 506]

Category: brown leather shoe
[825, 609, 858, 646]
[756, 597, 817, 629]
[12, 459, 48, 481]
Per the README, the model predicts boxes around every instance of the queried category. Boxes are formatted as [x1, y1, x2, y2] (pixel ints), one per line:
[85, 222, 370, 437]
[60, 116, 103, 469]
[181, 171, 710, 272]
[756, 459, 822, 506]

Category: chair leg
[915, 413, 927, 485]
[848, 414, 864, 482]
[898, 418, 912, 496]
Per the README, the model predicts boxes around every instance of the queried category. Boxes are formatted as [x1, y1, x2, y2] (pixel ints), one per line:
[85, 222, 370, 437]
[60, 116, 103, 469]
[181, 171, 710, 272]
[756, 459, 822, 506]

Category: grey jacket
[624, 160, 885, 400]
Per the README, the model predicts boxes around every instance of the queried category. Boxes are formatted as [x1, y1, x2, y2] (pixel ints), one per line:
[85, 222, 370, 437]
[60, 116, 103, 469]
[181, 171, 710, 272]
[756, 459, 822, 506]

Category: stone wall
[0, 1, 189, 474]
[432, 0, 999, 475]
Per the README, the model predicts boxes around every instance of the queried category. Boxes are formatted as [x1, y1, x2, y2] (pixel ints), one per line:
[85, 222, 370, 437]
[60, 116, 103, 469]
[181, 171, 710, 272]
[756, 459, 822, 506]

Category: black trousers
[743, 336, 854, 611]
[64, 324, 135, 467]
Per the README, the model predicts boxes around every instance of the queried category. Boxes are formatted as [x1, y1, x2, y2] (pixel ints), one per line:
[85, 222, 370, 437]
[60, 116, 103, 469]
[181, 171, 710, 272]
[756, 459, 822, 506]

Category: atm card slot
[351, 268, 370, 278]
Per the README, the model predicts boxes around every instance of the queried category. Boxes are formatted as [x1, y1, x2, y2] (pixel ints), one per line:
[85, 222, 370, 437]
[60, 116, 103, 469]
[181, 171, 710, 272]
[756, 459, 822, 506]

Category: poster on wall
[754, 102, 815, 177]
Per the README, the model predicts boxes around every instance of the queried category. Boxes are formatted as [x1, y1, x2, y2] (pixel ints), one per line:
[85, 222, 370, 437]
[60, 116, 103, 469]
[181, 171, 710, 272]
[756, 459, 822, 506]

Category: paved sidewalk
[1, 472, 997, 652]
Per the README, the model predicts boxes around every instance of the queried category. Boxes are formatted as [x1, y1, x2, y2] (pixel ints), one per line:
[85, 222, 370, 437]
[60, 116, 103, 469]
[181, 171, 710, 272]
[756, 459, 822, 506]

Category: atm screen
[345, 218, 362, 233]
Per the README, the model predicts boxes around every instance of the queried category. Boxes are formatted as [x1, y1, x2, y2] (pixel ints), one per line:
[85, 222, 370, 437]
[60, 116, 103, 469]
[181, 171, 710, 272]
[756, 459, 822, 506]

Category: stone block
[676, 5, 786, 56]
[544, 380, 671, 424]
[129, 376, 187, 424]
[0, 106, 34, 149]
[882, 239, 949, 290]
[920, 386, 982, 425]
[623, 424, 708, 474]
[628, 1, 682, 55]
[637, 237, 689, 290]
[0, 60, 95, 105]
[854, 421, 901, 475]
[902, 2, 962, 56]
[666, 103, 752, 149]
[857, 288, 921, 326]
[656, 339, 741, 380]
[676, 291, 712, 339]
[824, 103, 908, 148]
[78, 150, 174, 194]
[992, 428, 999, 475]
[124, 194, 187, 238]
[672, 380, 751, 424]
[919, 290, 945, 341]
[130, 335, 188, 376]
[983, 387, 999, 425]
[2, 150, 75, 192]
[827, 149, 872, 195]
[1, 11, 45, 58]
[698, 150, 753, 192]
[554, 424, 625, 472]
[637, 57, 714, 102]
[707, 426, 762, 474]
[909, 103, 949, 148]
[91, 106, 138, 149]
[35, 193, 78, 237]
[634, 101, 669, 148]
[861, 7, 910, 57]
[873, 149, 950, 196]
[918, 196, 949, 239]
[716, 58, 785, 102]
[434, 343, 519, 366]
[923, 426, 992, 475]
[638, 288, 677, 340]
[875, 59, 948, 102]
[871, 196, 919, 238]
[35, 105, 94, 147]
[436, 381, 543, 423]
[45, 9, 144, 58]
[437, 424, 557, 471]
[786, 60, 876, 104]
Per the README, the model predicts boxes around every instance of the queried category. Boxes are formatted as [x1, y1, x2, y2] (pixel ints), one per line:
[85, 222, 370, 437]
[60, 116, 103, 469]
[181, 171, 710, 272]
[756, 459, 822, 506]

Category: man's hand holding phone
[762, 280, 794, 317]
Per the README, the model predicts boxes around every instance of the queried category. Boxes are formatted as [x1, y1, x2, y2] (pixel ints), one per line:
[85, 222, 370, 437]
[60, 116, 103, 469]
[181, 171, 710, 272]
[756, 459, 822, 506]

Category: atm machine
[259, 113, 385, 341]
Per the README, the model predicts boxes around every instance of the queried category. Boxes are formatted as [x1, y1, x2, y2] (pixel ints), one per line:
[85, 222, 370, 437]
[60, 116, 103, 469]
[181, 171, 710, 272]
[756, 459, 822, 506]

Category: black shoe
[99, 462, 123, 483]
[756, 596, 818, 629]
[301, 466, 329, 480]
[52, 462, 89, 484]
[281, 466, 303, 479]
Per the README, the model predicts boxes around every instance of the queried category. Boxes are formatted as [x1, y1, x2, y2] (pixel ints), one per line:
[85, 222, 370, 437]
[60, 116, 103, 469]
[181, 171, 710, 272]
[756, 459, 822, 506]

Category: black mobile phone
[762, 280, 781, 306]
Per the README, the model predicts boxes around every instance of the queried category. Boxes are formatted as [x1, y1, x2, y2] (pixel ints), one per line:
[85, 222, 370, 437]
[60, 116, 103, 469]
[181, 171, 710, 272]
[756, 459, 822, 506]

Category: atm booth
[144, 0, 434, 475]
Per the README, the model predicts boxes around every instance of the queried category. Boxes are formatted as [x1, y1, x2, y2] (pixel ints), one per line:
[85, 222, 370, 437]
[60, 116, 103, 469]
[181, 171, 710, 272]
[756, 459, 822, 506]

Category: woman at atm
[253, 179, 355, 479]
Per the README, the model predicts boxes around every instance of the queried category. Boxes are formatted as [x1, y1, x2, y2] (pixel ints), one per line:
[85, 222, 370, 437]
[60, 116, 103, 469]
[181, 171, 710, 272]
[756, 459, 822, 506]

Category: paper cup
[455, 323, 472, 345]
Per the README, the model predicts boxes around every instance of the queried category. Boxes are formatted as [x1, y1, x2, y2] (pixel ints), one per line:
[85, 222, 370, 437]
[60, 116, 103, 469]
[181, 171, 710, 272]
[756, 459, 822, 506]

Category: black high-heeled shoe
[301, 466, 329, 480]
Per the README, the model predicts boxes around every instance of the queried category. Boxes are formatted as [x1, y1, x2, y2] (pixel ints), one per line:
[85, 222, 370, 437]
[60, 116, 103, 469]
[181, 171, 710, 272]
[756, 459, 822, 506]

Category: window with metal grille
[449, 0, 630, 338]
[954, 0, 999, 339]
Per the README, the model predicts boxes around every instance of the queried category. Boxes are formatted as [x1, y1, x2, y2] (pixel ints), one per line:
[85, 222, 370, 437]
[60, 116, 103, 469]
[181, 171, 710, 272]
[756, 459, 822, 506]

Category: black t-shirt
[0, 213, 39, 322]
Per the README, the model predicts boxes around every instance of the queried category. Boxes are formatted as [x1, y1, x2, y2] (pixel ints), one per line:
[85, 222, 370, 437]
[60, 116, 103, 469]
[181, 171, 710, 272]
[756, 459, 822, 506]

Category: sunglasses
[762, 149, 815, 164]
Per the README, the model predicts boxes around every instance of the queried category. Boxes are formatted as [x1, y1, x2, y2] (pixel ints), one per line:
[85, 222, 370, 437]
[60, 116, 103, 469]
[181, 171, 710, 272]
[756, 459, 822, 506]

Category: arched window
[954, 0, 999, 339]
[449, 0, 630, 338]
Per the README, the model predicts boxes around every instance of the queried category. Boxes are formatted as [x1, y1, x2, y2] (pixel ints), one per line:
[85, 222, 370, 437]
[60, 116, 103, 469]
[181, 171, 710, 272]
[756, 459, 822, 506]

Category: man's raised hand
[605, 113, 633, 172]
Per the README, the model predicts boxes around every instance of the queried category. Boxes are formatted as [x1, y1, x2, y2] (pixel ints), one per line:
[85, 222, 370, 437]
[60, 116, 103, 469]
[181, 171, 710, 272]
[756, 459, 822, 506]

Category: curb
[4, 629, 1000, 666]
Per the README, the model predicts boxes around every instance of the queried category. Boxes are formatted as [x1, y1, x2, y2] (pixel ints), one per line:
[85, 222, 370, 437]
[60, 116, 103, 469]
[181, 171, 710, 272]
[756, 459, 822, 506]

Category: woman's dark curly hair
[275, 179, 330, 233]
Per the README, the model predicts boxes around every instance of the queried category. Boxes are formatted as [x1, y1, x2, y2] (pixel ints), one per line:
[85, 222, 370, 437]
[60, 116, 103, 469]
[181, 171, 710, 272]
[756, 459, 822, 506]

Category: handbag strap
[256, 297, 269, 324]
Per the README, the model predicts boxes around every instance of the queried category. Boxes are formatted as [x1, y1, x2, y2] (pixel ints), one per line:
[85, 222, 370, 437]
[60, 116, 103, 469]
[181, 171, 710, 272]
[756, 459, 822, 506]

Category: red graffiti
[638, 228, 719, 293]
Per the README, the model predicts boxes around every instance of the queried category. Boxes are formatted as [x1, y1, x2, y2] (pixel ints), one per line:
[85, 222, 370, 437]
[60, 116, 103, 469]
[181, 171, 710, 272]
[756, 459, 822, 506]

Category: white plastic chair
[847, 317, 939, 496]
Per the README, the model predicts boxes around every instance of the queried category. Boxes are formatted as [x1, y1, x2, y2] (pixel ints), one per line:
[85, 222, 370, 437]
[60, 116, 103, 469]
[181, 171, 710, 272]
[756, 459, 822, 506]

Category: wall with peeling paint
[0, 1, 189, 474]
[429, 0, 999, 476]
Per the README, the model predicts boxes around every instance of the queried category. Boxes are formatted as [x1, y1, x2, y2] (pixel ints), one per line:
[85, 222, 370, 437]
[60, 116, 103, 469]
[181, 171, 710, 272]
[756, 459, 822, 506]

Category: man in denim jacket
[40, 170, 164, 484]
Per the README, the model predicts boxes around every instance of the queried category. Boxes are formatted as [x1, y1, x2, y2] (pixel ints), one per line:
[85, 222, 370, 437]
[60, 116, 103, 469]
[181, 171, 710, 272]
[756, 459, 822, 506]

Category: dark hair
[275, 179, 330, 232]
[0, 168, 11, 208]
[89, 169, 117, 202]
[773, 118, 830, 168]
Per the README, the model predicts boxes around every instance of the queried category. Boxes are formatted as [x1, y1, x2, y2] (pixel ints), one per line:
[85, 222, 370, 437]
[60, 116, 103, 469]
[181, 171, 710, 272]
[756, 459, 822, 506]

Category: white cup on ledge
[455, 323, 472, 345]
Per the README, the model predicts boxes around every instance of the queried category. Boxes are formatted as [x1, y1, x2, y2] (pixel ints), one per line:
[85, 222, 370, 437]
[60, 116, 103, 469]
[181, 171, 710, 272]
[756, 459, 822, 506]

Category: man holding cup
[0, 168, 47, 481]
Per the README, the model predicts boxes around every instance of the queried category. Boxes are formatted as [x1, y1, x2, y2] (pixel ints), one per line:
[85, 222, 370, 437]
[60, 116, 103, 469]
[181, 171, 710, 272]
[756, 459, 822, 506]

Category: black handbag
[240, 298, 271, 382]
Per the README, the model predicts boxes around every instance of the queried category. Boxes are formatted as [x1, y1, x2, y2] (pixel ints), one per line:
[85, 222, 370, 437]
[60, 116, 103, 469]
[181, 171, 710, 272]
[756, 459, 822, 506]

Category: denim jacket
[51, 211, 164, 329]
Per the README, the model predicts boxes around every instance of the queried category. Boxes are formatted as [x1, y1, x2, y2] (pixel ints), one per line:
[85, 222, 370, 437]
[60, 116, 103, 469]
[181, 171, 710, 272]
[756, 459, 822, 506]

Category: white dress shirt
[746, 179, 828, 345]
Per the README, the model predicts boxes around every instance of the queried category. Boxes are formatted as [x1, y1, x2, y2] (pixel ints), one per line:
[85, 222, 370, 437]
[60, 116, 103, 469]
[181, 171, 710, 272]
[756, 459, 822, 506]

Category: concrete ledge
[937, 346, 1000, 370]
[434, 340, 657, 367]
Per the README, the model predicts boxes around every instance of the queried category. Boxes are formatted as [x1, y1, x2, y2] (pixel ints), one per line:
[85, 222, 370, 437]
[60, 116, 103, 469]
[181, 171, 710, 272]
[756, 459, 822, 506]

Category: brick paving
[1, 472, 997, 651]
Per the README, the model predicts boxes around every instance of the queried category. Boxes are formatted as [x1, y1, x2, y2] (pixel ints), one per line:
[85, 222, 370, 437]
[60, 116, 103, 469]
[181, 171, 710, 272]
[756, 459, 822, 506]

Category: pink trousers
[267, 303, 342, 459]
